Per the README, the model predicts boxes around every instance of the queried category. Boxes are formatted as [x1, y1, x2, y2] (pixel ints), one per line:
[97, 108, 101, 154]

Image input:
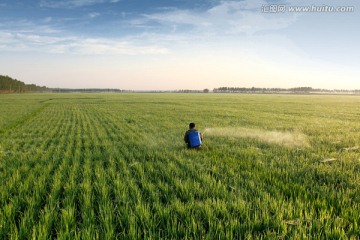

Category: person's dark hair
[189, 122, 195, 129]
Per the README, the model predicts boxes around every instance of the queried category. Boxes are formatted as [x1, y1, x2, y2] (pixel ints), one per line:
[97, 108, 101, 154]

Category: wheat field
[1, 93, 360, 239]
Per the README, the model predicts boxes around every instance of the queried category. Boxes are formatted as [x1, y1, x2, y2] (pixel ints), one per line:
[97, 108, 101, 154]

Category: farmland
[1, 93, 360, 239]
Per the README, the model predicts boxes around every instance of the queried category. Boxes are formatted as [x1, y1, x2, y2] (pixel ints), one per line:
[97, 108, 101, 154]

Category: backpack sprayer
[188, 131, 202, 148]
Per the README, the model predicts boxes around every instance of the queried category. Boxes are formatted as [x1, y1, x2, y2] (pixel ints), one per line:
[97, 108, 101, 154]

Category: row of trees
[0, 75, 50, 93]
[213, 87, 360, 94]
[53, 88, 124, 93]
[2, 74, 360, 94]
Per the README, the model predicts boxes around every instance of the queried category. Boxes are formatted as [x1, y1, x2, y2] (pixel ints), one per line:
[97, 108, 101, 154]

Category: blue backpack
[188, 131, 202, 148]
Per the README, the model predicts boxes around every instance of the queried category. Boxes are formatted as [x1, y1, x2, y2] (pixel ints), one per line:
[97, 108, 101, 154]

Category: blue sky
[0, 0, 359, 90]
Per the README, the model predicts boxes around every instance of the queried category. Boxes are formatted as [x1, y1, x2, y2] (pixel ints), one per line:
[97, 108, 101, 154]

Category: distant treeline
[173, 89, 207, 93]
[0, 75, 50, 93]
[213, 87, 360, 94]
[53, 89, 207, 93]
[2, 74, 360, 95]
[52, 88, 124, 93]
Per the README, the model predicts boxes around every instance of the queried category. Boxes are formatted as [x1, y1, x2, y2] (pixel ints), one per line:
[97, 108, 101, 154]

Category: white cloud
[43, 17, 53, 23]
[0, 19, 60, 34]
[40, 0, 119, 8]
[0, 16, 168, 55]
[59, 38, 169, 55]
[142, 0, 296, 36]
[88, 12, 101, 18]
[0, 29, 168, 55]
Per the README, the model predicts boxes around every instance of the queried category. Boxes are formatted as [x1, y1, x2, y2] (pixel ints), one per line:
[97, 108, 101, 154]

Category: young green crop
[0, 93, 360, 239]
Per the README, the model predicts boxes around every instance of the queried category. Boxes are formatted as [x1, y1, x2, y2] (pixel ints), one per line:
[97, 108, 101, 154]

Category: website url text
[262, 5, 355, 13]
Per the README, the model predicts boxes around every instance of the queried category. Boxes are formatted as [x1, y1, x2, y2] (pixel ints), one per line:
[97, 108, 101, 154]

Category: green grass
[1, 93, 360, 239]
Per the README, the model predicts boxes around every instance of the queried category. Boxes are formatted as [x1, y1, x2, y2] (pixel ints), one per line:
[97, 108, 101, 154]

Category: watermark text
[262, 5, 354, 13]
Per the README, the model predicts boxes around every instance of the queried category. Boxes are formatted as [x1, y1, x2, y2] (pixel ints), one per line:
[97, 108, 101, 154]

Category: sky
[0, 0, 359, 90]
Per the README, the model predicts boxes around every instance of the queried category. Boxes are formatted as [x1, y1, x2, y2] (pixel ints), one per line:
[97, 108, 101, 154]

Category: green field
[1, 93, 360, 239]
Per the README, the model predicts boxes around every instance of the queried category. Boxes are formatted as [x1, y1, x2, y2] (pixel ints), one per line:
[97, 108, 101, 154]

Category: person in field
[184, 122, 203, 149]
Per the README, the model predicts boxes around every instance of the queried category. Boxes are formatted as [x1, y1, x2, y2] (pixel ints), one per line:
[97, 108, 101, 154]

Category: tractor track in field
[0, 103, 51, 135]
